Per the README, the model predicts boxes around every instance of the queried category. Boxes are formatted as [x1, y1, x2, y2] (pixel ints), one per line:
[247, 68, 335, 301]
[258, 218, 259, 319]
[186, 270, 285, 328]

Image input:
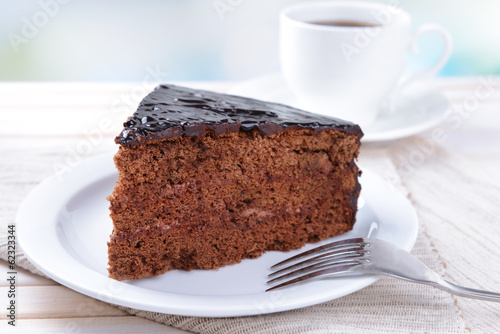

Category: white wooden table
[1, 78, 499, 333]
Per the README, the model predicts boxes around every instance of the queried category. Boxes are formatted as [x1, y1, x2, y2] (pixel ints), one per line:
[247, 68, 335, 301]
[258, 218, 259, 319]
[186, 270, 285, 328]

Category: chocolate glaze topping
[116, 84, 363, 146]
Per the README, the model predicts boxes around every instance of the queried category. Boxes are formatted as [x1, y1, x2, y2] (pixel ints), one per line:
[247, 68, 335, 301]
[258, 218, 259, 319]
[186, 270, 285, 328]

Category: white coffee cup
[280, 1, 452, 127]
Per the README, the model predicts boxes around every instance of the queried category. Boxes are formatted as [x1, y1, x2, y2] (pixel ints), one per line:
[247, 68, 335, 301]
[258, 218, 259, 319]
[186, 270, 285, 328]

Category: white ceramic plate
[227, 73, 450, 142]
[17, 153, 418, 317]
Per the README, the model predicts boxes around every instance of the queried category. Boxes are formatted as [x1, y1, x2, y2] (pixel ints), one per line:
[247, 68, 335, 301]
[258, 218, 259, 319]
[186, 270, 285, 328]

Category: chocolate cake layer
[107, 85, 363, 281]
[116, 85, 362, 146]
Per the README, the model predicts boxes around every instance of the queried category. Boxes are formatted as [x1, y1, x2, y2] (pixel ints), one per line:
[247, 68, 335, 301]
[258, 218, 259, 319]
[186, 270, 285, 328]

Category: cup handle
[408, 23, 453, 79]
[383, 24, 453, 115]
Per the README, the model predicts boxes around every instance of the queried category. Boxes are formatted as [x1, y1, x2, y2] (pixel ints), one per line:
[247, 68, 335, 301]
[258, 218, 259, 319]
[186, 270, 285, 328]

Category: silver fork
[267, 238, 500, 302]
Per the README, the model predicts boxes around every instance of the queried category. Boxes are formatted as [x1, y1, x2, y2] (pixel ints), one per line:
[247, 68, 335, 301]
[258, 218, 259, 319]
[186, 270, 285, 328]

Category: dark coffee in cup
[309, 20, 379, 27]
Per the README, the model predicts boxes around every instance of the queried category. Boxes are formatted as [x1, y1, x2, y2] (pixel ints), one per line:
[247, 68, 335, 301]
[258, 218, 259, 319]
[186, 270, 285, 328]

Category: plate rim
[227, 73, 450, 142]
[16, 153, 418, 317]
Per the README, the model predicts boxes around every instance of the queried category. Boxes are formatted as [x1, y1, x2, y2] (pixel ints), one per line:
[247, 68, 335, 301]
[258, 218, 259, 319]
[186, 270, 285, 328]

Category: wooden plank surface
[0, 286, 128, 319]
[0, 316, 188, 333]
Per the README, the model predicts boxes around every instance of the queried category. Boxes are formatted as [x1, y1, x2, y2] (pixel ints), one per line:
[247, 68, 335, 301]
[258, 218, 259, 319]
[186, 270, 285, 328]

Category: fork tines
[266, 238, 369, 291]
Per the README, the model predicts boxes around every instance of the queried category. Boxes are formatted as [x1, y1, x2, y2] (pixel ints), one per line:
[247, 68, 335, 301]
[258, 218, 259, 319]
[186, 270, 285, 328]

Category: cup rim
[280, 1, 410, 31]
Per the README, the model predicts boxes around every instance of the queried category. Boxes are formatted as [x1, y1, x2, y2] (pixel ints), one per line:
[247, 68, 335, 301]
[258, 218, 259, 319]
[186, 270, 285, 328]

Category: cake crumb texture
[107, 128, 361, 281]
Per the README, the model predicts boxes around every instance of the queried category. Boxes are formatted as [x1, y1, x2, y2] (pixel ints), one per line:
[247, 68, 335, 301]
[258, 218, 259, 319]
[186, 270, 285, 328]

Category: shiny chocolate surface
[116, 85, 362, 145]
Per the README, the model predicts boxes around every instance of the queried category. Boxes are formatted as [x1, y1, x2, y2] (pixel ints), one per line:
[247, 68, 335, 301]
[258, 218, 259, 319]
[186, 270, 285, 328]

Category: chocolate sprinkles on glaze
[116, 84, 363, 146]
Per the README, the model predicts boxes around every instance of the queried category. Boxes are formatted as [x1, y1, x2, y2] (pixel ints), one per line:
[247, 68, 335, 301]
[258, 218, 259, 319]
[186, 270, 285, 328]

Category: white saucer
[16, 153, 418, 317]
[227, 74, 450, 142]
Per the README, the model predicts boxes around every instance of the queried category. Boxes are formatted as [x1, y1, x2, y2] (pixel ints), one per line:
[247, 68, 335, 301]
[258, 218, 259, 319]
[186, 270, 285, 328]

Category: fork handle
[430, 279, 500, 303]
[367, 239, 500, 303]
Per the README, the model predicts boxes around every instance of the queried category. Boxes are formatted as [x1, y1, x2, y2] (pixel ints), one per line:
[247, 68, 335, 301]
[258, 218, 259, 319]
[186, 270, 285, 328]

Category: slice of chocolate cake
[107, 84, 363, 281]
